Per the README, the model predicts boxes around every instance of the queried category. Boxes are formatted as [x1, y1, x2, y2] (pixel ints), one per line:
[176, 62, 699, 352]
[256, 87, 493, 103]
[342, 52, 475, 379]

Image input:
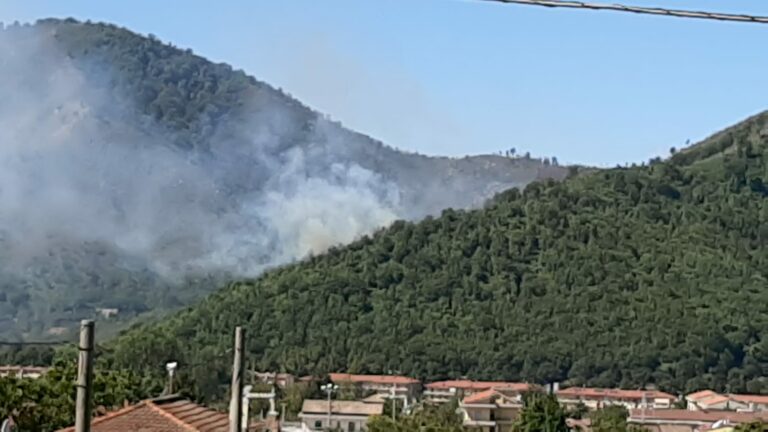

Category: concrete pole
[229, 327, 245, 432]
[75, 320, 95, 432]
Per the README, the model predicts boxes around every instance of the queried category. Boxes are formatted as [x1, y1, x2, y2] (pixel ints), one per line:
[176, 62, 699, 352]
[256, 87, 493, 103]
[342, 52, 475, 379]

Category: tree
[736, 421, 768, 432]
[368, 401, 463, 432]
[591, 406, 628, 432]
[513, 393, 568, 432]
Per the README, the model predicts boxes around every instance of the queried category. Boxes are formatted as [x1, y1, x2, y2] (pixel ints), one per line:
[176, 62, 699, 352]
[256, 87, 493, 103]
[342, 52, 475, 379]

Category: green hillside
[106, 112, 768, 400]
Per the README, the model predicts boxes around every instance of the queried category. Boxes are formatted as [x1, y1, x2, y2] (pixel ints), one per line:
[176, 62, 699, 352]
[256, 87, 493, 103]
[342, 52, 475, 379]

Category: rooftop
[56, 395, 230, 432]
[425, 380, 532, 392]
[728, 394, 768, 405]
[301, 400, 384, 417]
[629, 409, 768, 425]
[462, 389, 522, 405]
[687, 390, 722, 402]
[329, 373, 420, 385]
[557, 387, 676, 401]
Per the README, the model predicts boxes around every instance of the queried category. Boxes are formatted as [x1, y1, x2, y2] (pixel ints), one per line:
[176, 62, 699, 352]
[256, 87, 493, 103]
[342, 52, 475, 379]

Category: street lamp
[321, 383, 339, 430]
[165, 362, 178, 394]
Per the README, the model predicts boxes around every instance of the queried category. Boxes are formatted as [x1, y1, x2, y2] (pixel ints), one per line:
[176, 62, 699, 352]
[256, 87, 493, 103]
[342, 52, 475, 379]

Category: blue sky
[1, 0, 766, 166]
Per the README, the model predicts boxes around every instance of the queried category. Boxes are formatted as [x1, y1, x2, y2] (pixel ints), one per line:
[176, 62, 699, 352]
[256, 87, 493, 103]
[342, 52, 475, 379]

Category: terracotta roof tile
[557, 387, 676, 401]
[698, 395, 731, 406]
[462, 389, 522, 405]
[728, 394, 768, 405]
[425, 380, 532, 392]
[629, 409, 768, 424]
[329, 373, 420, 385]
[56, 396, 230, 432]
[687, 390, 722, 402]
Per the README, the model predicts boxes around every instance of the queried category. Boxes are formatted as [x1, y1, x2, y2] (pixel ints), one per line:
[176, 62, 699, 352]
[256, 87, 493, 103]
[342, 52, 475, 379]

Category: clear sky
[0, 0, 766, 166]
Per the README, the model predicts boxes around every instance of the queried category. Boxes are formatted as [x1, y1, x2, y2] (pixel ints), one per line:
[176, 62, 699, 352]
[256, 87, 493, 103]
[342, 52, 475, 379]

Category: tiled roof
[728, 394, 768, 405]
[301, 400, 384, 416]
[698, 395, 731, 406]
[57, 395, 230, 432]
[462, 389, 521, 405]
[628, 409, 768, 424]
[687, 390, 721, 402]
[425, 380, 532, 392]
[329, 373, 420, 385]
[557, 387, 676, 401]
[462, 389, 499, 404]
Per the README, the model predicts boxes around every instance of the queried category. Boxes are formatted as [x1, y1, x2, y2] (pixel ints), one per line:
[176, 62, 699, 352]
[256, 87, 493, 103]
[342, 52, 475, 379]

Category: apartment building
[628, 409, 768, 432]
[556, 387, 676, 410]
[686, 390, 768, 412]
[460, 389, 524, 432]
[329, 373, 421, 406]
[424, 380, 533, 404]
[299, 400, 382, 432]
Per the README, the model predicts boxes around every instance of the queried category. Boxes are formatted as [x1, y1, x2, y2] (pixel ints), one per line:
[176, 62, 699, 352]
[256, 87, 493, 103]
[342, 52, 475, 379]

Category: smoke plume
[0, 25, 402, 279]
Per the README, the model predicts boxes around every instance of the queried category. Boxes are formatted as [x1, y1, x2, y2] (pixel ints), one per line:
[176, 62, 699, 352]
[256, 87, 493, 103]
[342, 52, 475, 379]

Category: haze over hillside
[0, 19, 567, 339]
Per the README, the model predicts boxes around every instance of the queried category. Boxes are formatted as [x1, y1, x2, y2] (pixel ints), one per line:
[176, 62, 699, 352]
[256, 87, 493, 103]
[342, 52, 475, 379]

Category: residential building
[299, 400, 383, 432]
[460, 389, 524, 432]
[686, 391, 737, 411]
[254, 371, 296, 388]
[329, 373, 421, 405]
[56, 394, 233, 432]
[628, 409, 768, 432]
[424, 380, 534, 404]
[727, 394, 768, 412]
[686, 390, 768, 412]
[556, 387, 676, 410]
[0, 365, 48, 379]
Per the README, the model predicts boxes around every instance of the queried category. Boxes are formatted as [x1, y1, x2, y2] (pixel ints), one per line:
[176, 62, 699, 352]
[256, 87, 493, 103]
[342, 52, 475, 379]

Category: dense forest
[104, 111, 768, 401]
[0, 18, 565, 340]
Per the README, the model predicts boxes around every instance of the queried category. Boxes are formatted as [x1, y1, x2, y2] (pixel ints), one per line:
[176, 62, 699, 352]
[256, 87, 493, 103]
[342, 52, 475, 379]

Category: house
[56, 394, 233, 432]
[726, 394, 768, 412]
[556, 387, 676, 410]
[685, 391, 739, 411]
[329, 373, 421, 406]
[628, 409, 768, 432]
[299, 399, 383, 432]
[0, 365, 49, 379]
[460, 389, 524, 432]
[686, 390, 768, 412]
[254, 371, 296, 388]
[423, 380, 534, 404]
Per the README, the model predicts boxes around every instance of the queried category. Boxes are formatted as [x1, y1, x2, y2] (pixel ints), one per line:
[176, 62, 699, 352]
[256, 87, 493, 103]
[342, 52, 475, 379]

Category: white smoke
[0, 25, 402, 279]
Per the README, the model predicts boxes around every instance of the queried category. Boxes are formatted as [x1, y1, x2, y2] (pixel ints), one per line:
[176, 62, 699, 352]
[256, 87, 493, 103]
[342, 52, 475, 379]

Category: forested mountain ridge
[0, 18, 565, 340]
[105, 111, 768, 400]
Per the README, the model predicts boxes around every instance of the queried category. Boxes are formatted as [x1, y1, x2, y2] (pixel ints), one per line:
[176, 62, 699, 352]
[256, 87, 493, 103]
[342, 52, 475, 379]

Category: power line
[475, 0, 768, 25]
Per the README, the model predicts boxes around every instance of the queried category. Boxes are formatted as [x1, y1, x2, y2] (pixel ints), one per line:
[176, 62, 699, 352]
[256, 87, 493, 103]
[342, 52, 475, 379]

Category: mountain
[105, 112, 768, 400]
[0, 19, 567, 339]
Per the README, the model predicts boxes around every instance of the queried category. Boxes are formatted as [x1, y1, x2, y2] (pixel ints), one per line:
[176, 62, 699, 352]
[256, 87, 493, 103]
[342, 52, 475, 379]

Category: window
[314, 420, 323, 430]
[348, 422, 356, 432]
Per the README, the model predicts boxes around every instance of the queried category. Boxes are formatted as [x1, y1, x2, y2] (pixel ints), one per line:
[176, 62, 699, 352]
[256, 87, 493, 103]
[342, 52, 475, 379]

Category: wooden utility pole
[229, 326, 245, 432]
[75, 320, 95, 432]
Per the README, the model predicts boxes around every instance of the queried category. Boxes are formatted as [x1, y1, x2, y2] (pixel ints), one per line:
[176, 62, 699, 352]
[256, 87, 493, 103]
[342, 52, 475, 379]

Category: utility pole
[229, 326, 245, 432]
[391, 385, 396, 421]
[75, 320, 95, 432]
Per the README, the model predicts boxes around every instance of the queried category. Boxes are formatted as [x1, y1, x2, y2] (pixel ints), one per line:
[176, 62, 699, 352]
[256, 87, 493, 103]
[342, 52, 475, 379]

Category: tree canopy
[101, 110, 768, 401]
